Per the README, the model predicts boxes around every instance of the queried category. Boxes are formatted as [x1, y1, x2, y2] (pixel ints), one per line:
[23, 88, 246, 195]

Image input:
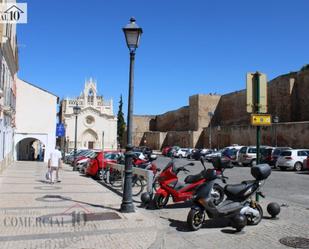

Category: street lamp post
[273, 115, 279, 147]
[121, 17, 143, 213]
[73, 103, 81, 171]
[217, 125, 221, 150]
[208, 112, 214, 149]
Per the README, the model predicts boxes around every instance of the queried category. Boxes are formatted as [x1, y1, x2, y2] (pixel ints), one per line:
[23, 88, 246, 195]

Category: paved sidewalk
[0, 161, 160, 249]
[1, 161, 309, 249]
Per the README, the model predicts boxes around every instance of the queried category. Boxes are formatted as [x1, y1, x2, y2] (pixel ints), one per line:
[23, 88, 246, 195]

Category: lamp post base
[120, 202, 135, 213]
[120, 145, 135, 213]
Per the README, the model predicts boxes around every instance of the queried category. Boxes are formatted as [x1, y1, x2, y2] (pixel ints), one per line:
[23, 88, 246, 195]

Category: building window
[88, 89, 94, 105]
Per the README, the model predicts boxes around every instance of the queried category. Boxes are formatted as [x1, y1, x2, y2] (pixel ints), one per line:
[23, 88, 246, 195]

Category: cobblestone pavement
[0, 161, 160, 249]
[1, 159, 309, 249]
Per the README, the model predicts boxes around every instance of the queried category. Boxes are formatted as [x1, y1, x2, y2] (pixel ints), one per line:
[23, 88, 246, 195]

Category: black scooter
[187, 157, 274, 232]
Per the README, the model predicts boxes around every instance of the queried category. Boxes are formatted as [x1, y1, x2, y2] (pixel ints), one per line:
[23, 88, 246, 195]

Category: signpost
[251, 114, 272, 126]
[246, 72, 269, 202]
[56, 123, 65, 137]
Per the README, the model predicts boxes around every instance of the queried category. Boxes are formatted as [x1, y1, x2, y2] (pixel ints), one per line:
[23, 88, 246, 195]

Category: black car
[260, 147, 275, 165]
[192, 149, 213, 160]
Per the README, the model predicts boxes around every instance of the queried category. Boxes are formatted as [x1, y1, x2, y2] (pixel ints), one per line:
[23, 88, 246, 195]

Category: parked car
[76, 157, 91, 173]
[304, 156, 309, 170]
[276, 149, 309, 171]
[224, 146, 243, 165]
[67, 149, 89, 165]
[192, 149, 213, 160]
[167, 146, 180, 157]
[86, 151, 122, 179]
[133, 146, 153, 159]
[162, 146, 171, 156]
[186, 148, 195, 159]
[260, 147, 275, 165]
[175, 148, 189, 158]
[222, 147, 239, 164]
[238, 146, 271, 167]
[205, 150, 222, 162]
[268, 147, 292, 167]
[64, 150, 74, 164]
[72, 150, 95, 166]
[132, 151, 146, 160]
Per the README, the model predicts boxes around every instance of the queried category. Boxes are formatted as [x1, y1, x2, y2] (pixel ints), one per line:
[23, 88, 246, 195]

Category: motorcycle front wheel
[153, 194, 169, 209]
[187, 208, 205, 231]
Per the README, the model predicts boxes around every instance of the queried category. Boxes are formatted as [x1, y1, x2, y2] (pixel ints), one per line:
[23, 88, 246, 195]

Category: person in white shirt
[48, 146, 62, 184]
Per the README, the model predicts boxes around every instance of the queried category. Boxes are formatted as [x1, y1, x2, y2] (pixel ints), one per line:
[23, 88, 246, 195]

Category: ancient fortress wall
[133, 67, 309, 149]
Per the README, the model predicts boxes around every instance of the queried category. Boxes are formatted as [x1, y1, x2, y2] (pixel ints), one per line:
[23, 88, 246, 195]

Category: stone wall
[132, 67, 309, 149]
[132, 115, 156, 147]
[153, 106, 190, 132]
[189, 94, 221, 130]
[291, 68, 309, 122]
[202, 122, 309, 149]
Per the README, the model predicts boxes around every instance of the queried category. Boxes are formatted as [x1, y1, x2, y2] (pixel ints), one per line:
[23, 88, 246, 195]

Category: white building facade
[60, 79, 117, 151]
[14, 79, 58, 162]
[0, 11, 18, 172]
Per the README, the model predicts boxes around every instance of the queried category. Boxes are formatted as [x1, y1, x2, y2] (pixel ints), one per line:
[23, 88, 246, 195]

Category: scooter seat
[216, 200, 242, 215]
[184, 172, 203, 184]
[224, 181, 255, 197]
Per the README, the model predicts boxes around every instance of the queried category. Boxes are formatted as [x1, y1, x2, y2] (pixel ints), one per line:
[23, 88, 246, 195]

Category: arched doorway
[16, 138, 45, 161]
[81, 129, 98, 149]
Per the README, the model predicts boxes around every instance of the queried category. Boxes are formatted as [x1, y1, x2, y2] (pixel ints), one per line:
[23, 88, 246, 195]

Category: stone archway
[81, 129, 98, 149]
[16, 137, 45, 161]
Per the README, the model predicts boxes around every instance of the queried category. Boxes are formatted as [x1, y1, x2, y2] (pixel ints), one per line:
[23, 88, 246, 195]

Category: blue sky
[18, 0, 309, 115]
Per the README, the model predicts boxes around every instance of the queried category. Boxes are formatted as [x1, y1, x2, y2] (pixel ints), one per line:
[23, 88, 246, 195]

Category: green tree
[117, 95, 126, 148]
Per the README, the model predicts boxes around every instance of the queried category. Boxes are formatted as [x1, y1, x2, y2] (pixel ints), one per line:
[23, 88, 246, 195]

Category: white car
[175, 148, 189, 158]
[276, 149, 309, 171]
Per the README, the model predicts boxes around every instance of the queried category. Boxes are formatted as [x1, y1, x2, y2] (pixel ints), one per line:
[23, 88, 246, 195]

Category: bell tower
[83, 78, 98, 106]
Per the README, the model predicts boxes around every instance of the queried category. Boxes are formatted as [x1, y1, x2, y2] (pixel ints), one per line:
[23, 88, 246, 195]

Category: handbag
[45, 169, 51, 180]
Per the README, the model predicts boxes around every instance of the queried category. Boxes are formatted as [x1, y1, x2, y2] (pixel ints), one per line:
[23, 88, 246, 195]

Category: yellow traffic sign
[251, 114, 272, 126]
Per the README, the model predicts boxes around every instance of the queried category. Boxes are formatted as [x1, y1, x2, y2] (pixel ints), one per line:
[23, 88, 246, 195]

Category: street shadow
[67, 198, 120, 212]
[262, 215, 280, 220]
[97, 181, 123, 197]
[36, 180, 50, 184]
[164, 201, 192, 209]
[221, 229, 245, 234]
[166, 216, 231, 232]
[296, 171, 309, 175]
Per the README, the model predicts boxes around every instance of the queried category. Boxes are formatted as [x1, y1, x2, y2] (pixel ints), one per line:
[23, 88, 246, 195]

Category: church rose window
[86, 115, 95, 125]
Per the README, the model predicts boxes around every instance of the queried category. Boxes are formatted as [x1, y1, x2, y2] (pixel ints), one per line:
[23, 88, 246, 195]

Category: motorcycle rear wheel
[247, 204, 263, 225]
[187, 208, 205, 231]
[212, 184, 225, 205]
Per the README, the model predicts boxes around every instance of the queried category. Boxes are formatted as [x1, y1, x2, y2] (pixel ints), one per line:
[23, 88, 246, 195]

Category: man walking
[48, 146, 62, 184]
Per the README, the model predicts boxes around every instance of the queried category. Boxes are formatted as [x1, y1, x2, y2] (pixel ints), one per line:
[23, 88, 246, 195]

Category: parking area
[152, 156, 309, 207]
[140, 156, 309, 248]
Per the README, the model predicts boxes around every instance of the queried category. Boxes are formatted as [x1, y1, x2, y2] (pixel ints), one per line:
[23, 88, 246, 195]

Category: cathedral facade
[59, 78, 117, 151]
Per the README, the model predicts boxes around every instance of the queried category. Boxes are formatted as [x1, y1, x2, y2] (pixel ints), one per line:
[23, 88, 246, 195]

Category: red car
[305, 156, 309, 170]
[86, 151, 122, 179]
[162, 146, 171, 156]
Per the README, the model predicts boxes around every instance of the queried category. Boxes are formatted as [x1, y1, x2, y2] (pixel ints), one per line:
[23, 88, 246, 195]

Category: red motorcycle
[153, 159, 226, 209]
